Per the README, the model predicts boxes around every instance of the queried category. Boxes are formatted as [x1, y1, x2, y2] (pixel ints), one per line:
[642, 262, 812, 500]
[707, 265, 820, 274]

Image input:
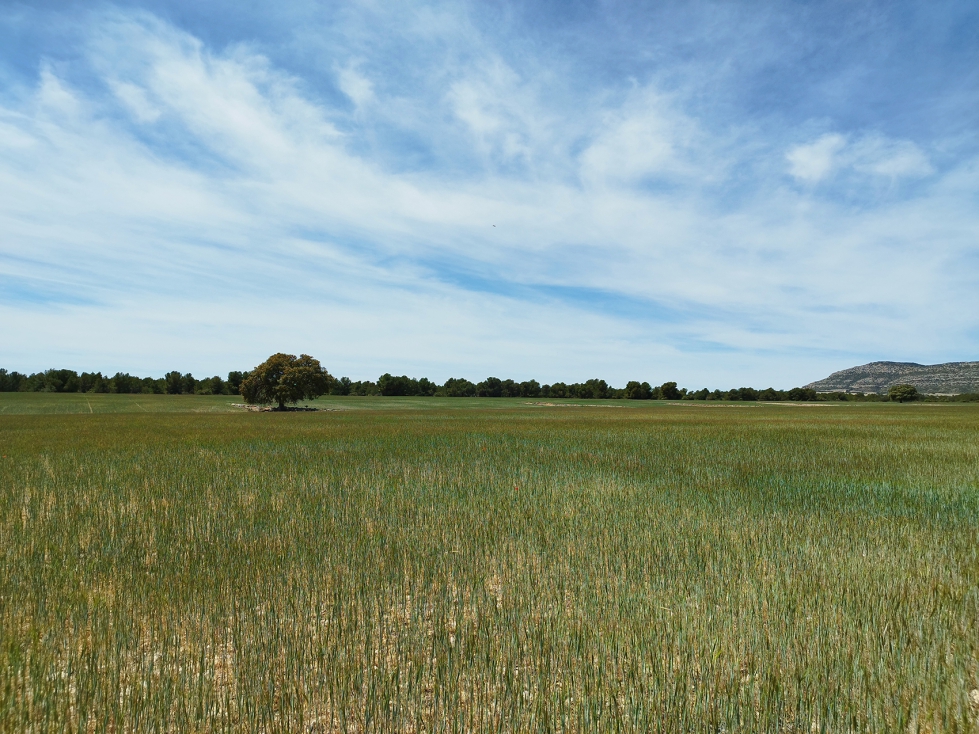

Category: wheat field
[2, 397, 977, 732]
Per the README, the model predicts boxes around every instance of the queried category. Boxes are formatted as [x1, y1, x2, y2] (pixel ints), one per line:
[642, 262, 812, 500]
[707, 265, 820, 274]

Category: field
[2, 395, 978, 732]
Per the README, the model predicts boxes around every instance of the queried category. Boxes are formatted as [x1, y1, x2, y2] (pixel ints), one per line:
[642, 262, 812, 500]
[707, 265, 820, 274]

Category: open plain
[2, 395, 978, 732]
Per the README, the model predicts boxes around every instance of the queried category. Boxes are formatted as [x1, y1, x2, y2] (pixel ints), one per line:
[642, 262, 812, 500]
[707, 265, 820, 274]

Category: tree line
[0, 369, 246, 396]
[4, 367, 977, 402]
[350, 375, 818, 401]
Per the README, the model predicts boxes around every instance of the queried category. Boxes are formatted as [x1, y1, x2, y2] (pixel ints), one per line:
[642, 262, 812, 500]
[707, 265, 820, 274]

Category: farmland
[2, 396, 978, 732]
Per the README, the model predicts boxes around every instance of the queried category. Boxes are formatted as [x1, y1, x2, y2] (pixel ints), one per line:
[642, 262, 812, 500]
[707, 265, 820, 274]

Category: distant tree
[140, 377, 164, 394]
[417, 378, 438, 396]
[787, 387, 817, 401]
[42, 369, 79, 392]
[109, 373, 135, 394]
[624, 381, 653, 400]
[165, 371, 183, 395]
[0, 369, 28, 392]
[349, 380, 379, 396]
[660, 381, 682, 400]
[196, 376, 226, 395]
[25, 373, 45, 392]
[519, 380, 541, 398]
[26, 369, 76, 392]
[476, 377, 503, 397]
[240, 353, 334, 409]
[379, 374, 419, 396]
[78, 372, 99, 393]
[227, 371, 246, 393]
[81, 372, 108, 393]
[888, 384, 919, 403]
[443, 378, 476, 397]
[330, 376, 353, 396]
[548, 382, 569, 398]
[581, 379, 610, 399]
[500, 379, 520, 397]
[180, 373, 197, 394]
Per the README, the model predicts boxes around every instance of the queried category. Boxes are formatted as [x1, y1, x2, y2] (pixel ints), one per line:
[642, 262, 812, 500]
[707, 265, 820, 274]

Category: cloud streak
[787, 133, 933, 183]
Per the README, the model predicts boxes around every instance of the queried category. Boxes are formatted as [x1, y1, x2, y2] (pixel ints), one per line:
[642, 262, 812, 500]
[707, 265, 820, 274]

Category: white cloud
[0, 119, 35, 150]
[786, 133, 846, 182]
[337, 64, 374, 108]
[446, 58, 539, 164]
[108, 80, 161, 123]
[35, 66, 83, 118]
[0, 10, 976, 386]
[849, 135, 933, 178]
[579, 90, 699, 186]
[787, 132, 933, 183]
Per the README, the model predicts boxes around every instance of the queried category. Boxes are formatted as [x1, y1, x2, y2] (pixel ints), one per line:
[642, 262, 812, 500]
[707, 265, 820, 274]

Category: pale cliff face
[806, 362, 979, 395]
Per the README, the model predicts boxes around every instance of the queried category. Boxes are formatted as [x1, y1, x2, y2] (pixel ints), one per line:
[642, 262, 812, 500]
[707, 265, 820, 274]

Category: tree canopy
[660, 381, 682, 400]
[239, 353, 333, 409]
[887, 384, 919, 403]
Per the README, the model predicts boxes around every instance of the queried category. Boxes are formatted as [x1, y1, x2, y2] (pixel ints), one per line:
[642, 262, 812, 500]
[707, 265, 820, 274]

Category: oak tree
[887, 384, 919, 403]
[240, 353, 333, 409]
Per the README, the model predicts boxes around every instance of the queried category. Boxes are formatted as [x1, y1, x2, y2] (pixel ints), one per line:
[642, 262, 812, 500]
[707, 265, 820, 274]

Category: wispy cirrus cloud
[0, 2, 976, 386]
[787, 132, 933, 183]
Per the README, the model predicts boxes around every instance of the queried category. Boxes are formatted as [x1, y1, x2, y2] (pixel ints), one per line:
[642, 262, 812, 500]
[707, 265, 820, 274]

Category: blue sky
[1, 1, 976, 387]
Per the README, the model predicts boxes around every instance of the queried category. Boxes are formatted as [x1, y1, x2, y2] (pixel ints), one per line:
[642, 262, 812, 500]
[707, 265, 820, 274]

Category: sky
[1, 0, 976, 388]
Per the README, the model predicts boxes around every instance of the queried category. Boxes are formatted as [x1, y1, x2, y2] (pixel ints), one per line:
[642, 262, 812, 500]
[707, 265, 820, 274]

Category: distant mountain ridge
[806, 361, 979, 395]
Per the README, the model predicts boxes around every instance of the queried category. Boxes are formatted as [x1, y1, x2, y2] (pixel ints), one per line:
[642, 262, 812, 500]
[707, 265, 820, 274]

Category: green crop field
[2, 395, 978, 732]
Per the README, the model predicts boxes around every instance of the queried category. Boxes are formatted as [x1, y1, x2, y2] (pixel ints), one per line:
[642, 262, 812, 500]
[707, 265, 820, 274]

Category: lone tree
[888, 384, 919, 403]
[240, 353, 333, 409]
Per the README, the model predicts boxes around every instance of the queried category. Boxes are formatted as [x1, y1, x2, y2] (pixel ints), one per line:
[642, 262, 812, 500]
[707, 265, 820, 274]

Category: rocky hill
[806, 361, 979, 395]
